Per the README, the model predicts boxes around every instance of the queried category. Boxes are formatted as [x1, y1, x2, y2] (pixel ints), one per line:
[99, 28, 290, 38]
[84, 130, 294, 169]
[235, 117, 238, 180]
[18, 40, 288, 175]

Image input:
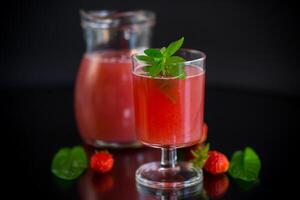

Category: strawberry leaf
[191, 143, 210, 168]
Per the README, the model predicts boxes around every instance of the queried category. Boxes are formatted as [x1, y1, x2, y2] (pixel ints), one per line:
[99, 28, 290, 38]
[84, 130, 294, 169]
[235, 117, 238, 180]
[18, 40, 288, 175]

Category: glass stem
[161, 148, 177, 168]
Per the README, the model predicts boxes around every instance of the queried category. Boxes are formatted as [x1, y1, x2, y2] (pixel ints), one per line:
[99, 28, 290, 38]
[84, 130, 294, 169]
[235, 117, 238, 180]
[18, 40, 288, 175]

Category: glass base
[137, 181, 203, 198]
[136, 161, 203, 189]
[85, 139, 143, 149]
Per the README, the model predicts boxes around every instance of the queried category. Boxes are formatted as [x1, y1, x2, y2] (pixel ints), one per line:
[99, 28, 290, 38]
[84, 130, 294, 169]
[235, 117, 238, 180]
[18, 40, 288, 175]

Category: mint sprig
[51, 146, 88, 180]
[136, 37, 186, 79]
[228, 147, 261, 181]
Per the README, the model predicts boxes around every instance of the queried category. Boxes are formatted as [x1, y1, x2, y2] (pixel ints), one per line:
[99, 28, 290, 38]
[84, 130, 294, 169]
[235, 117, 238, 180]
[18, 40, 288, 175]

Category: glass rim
[80, 10, 155, 29]
[132, 48, 206, 65]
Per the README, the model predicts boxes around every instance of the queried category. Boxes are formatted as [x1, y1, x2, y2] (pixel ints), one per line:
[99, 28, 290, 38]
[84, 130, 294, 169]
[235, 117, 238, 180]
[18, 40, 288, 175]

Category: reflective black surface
[2, 86, 295, 199]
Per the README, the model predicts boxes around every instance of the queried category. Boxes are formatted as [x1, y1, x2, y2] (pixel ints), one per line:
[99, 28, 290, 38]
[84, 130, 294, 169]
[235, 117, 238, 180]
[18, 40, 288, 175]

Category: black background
[1, 0, 298, 199]
[1, 0, 299, 95]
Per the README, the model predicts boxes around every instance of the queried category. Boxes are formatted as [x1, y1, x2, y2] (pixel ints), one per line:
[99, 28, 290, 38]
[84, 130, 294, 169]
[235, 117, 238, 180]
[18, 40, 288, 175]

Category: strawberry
[90, 151, 114, 173]
[204, 174, 229, 198]
[204, 151, 229, 175]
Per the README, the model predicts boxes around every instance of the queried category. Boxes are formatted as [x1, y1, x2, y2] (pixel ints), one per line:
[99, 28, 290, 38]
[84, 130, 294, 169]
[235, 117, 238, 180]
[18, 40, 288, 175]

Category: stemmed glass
[132, 49, 206, 189]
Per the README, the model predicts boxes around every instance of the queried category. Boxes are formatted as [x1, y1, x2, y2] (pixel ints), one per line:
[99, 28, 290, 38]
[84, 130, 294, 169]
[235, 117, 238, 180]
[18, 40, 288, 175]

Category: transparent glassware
[132, 49, 206, 189]
[137, 182, 203, 199]
[75, 10, 155, 148]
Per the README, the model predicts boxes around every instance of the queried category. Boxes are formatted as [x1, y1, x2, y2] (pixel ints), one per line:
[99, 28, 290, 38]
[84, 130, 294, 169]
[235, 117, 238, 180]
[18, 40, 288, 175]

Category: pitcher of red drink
[75, 10, 155, 148]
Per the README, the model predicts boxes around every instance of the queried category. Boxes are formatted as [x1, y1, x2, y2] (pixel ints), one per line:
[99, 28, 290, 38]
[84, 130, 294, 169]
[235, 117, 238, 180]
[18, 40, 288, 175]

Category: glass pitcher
[75, 10, 155, 148]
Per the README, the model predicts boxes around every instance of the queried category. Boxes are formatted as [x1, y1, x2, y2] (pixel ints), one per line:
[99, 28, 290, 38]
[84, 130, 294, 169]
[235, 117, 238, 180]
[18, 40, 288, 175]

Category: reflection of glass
[137, 183, 204, 200]
[132, 49, 206, 189]
[75, 10, 155, 148]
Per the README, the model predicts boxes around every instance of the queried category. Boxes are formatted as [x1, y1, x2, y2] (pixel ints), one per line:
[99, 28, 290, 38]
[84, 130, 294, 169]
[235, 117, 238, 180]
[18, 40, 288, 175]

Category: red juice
[133, 66, 205, 148]
[75, 51, 136, 145]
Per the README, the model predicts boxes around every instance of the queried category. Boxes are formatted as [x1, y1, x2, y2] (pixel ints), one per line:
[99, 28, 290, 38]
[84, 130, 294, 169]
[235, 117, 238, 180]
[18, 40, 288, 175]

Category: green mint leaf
[135, 37, 186, 80]
[229, 147, 261, 181]
[143, 66, 151, 72]
[144, 48, 163, 58]
[160, 47, 167, 54]
[167, 63, 186, 78]
[136, 55, 155, 64]
[51, 146, 88, 180]
[166, 37, 184, 57]
[155, 79, 177, 103]
[191, 143, 210, 168]
[166, 56, 186, 64]
[178, 72, 186, 79]
[148, 65, 162, 76]
[153, 57, 163, 63]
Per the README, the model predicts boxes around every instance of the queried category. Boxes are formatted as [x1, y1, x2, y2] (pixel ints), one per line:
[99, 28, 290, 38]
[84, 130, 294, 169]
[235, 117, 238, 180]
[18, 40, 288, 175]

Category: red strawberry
[90, 151, 114, 173]
[204, 174, 229, 199]
[204, 151, 229, 175]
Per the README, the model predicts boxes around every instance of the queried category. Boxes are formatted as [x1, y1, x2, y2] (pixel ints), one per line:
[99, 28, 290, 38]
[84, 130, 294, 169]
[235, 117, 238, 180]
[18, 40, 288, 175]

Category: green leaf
[166, 37, 184, 56]
[51, 146, 88, 180]
[177, 72, 186, 79]
[148, 65, 162, 76]
[155, 79, 177, 103]
[191, 143, 210, 168]
[160, 47, 167, 54]
[166, 56, 186, 64]
[143, 66, 151, 72]
[229, 147, 261, 181]
[167, 63, 186, 78]
[144, 48, 163, 58]
[136, 55, 155, 64]
[135, 37, 186, 80]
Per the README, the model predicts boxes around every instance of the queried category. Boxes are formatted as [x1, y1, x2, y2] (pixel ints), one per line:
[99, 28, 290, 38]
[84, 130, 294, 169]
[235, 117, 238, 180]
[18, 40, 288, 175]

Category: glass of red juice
[75, 10, 155, 148]
[132, 49, 206, 189]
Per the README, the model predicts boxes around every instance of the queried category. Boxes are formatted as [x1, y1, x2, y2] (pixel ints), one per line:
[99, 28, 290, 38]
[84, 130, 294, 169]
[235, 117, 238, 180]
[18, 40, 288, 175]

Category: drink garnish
[51, 146, 114, 180]
[90, 151, 114, 173]
[191, 144, 261, 182]
[136, 37, 186, 79]
[51, 146, 88, 180]
[228, 147, 261, 181]
[204, 150, 230, 175]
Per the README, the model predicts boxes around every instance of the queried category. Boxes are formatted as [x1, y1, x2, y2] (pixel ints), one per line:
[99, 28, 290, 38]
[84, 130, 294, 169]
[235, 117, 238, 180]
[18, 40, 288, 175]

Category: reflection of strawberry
[92, 173, 114, 193]
[204, 151, 229, 175]
[204, 174, 229, 199]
